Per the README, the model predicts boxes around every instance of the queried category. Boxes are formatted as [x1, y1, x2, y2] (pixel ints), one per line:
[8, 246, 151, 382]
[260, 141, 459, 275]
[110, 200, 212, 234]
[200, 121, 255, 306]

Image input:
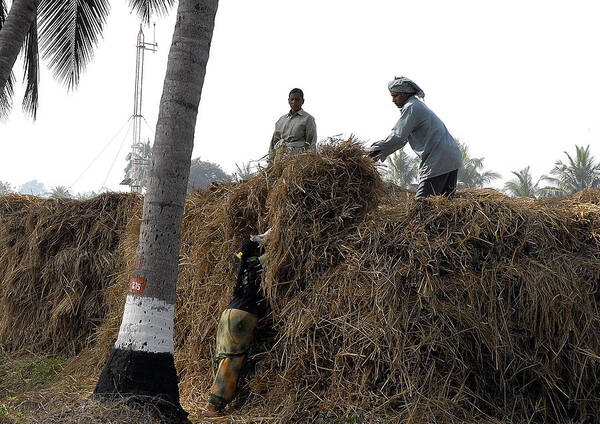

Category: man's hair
[289, 88, 304, 99]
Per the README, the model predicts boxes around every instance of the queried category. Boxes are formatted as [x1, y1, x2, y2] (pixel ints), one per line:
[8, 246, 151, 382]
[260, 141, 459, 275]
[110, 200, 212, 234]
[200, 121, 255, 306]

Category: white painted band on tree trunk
[115, 294, 175, 354]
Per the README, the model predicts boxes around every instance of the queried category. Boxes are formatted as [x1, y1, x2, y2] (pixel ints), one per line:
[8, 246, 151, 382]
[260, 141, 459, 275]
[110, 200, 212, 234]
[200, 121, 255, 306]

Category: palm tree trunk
[0, 0, 38, 94]
[93, 0, 218, 421]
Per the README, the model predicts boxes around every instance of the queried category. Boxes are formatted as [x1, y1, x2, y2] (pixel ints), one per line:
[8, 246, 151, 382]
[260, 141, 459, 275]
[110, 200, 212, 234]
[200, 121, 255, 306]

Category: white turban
[388, 76, 425, 99]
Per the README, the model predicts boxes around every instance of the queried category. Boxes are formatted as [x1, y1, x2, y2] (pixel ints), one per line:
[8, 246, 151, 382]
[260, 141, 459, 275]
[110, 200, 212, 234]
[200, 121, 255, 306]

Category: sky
[2, 0, 600, 194]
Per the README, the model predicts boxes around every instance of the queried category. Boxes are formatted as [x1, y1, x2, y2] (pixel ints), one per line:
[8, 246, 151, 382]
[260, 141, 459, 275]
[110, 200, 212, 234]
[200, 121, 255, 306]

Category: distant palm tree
[49, 185, 71, 199]
[234, 161, 256, 181]
[542, 145, 600, 196]
[383, 149, 419, 189]
[504, 167, 540, 198]
[456, 141, 500, 188]
[0, 0, 110, 118]
[0, 180, 13, 195]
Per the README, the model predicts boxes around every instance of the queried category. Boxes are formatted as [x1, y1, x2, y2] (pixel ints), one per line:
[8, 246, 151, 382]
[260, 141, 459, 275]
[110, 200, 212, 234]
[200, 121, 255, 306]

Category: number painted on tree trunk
[129, 276, 147, 294]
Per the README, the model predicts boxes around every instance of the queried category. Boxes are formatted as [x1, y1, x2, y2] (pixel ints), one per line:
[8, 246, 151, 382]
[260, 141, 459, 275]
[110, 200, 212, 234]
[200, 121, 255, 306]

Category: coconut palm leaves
[0, 0, 110, 118]
[0, 0, 6, 28]
[0, 0, 12, 116]
[456, 141, 500, 188]
[383, 149, 419, 189]
[0, 0, 38, 117]
[234, 161, 256, 182]
[0, 70, 14, 117]
[22, 16, 38, 117]
[49, 185, 72, 198]
[38, 0, 110, 89]
[542, 145, 600, 196]
[0, 180, 13, 195]
[128, 0, 174, 24]
[0, 8, 37, 117]
[504, 167, 540, 198]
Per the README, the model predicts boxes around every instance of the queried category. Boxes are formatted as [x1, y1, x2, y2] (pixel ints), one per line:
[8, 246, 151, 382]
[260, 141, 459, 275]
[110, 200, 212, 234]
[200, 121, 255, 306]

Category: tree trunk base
[93, 348, 189, 423]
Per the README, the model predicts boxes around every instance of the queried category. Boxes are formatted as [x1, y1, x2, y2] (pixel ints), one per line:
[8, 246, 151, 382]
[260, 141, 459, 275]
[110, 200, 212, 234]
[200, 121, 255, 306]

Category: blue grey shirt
[371, 96, 462, 181]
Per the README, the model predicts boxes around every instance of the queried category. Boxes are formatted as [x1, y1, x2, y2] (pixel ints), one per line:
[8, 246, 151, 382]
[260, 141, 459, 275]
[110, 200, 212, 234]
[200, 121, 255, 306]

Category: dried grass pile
[153, 142, 599, 422]
[566, 187, 600, 205]
[0, 193, 141, 356]
[3, 142, 600, 423]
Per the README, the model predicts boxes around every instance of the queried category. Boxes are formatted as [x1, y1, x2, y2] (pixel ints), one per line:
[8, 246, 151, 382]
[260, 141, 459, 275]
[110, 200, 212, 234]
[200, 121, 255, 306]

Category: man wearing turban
[369, 77, 462, 198]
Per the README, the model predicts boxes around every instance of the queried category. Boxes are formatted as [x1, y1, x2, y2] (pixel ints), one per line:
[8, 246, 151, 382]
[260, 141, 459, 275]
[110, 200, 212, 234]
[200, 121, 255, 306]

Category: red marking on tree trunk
[129, 276, 147, 294]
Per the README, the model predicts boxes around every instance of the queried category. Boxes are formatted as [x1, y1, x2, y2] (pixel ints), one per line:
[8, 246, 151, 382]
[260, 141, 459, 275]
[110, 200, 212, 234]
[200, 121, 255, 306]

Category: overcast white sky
[2, 0, 600, 194]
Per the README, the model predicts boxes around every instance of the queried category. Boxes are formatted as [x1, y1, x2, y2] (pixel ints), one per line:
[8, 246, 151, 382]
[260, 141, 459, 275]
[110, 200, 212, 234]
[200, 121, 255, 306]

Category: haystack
[94, 141, 599, 422]
[2, 141, 600, 423]
[0, 193, 141, 355]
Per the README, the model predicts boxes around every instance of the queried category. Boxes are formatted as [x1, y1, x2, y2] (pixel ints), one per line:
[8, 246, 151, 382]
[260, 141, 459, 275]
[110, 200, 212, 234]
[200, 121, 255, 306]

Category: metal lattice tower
[121, 24, 157, 193]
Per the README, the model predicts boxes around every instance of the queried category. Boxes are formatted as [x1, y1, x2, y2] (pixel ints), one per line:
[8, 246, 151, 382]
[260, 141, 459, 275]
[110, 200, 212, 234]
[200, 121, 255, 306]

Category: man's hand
[366, 145, 383, 161]
[368, 149, 382, 160]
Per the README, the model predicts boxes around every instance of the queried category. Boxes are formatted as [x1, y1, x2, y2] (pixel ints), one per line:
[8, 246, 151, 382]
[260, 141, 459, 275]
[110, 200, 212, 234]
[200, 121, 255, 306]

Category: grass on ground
[0, 345, 65, 423]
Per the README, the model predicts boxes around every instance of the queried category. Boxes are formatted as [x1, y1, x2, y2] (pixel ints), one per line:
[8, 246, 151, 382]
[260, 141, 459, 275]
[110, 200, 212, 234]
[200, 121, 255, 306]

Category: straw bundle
[0, 193, 141, 356]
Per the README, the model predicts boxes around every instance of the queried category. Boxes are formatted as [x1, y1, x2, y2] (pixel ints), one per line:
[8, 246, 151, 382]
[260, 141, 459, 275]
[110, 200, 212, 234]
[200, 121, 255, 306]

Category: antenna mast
[121, 24, 158, 193]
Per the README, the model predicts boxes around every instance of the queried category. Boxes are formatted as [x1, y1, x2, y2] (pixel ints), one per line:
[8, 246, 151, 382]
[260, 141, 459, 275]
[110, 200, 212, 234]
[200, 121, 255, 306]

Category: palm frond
[129, 0, 174, 24]
[49, 185, 72, 199]
[0, 71, 15, 118]
[22, 17, 39, 119]
[234, 161, 255, 181]
[503, 167, 540, 197]
[455, 140, 501, 188]
[481, 170, 501, 183]
[38, 0, 110, 89]
[1, 0, 8, 26]
[503, 180, 522, 197]
[383, 149, 419, 188]
[546, 145, 600, 194]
